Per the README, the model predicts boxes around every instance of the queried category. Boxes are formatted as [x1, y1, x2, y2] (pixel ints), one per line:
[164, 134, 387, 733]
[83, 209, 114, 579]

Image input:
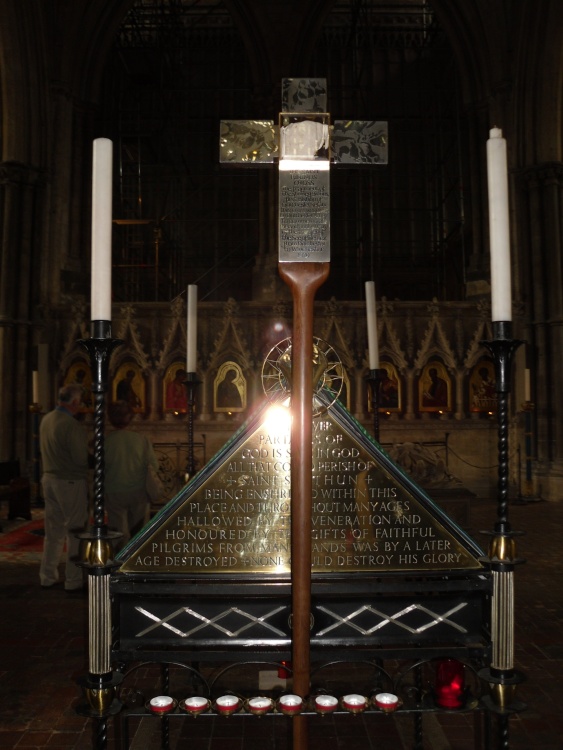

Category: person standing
[39, 384, 90, 591]
[105, 400, 159, 551]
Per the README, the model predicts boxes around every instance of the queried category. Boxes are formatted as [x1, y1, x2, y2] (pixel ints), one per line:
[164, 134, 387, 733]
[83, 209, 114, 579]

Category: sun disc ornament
[261, 337, 344, 416]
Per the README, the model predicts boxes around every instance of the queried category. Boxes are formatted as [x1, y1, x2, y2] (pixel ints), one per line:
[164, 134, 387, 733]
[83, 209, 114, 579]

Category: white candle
[32, 370, 39, 403]
[524, 368, 531, 402]
[365, 280, 379, 369]
[486, 128, 512, 322]
[186, 284, 198, 373]
[90, 138, 113, 321]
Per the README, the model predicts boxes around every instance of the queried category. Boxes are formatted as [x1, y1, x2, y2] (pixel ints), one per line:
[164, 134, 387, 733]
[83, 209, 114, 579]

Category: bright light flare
[263, 403, 292, 434]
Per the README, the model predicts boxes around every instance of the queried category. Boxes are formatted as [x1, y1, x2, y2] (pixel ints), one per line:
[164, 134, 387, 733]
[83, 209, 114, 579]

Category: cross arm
[332, 120, 388, 165]
[219, 120, 277, 165]
[219, 118, 388, 167]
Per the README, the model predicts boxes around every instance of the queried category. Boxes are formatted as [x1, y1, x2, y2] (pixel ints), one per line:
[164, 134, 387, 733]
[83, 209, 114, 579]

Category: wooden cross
[220, 79, 387, 748]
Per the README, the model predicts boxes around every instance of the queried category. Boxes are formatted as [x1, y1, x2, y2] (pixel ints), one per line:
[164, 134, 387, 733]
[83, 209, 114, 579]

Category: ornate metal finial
[261, 337, 343, 416]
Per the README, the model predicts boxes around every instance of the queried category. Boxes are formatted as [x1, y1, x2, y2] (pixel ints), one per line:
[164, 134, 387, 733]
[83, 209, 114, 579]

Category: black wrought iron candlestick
[480, 320, 525, 748]
[76, 320, 123, 749]
[367, 368, 383, 442]
[184, 371, 199, 479]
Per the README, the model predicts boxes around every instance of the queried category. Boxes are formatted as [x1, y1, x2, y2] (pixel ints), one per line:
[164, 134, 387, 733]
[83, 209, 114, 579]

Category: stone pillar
[404, 370, 415, 421]
[0, 162, 42, 463]
[455, 370, 465, 420]
[523, 164, 563, 482]
[542, 166, 563, 468]
[524, 171, 549, 468]
[148, 368, 160, 421]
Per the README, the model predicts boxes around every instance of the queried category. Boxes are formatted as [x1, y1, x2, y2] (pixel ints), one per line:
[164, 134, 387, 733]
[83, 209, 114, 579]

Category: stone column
[0, 162, 42, 462]
[148, 368, 160, 421]
[523, 164, 563, 481]
[524, 171, 549, 468]
[455, 370, 465, 420]
[542, 166, 563, 469]
[404, 370, 415, 420]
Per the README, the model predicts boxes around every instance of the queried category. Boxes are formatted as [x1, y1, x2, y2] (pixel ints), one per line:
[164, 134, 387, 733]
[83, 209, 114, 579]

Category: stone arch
[511, 1, 563, 164]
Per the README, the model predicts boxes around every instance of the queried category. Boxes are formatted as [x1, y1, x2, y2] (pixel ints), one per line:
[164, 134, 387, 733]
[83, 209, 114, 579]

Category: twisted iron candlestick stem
[496, 390, 510, 532]
[481, 321, 523, 533]
[92, 390, 107, 530]
[185, 372, 199, 479]
[79, 321, 123, 535]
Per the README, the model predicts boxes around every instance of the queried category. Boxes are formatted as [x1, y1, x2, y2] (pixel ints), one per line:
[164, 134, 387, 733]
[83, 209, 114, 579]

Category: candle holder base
[478, 667, 526, 715]
[76, 672, 123, 718]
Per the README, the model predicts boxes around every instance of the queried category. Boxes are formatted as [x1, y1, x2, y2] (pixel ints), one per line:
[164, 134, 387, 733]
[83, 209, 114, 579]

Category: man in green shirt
[39, 384, 90, 591]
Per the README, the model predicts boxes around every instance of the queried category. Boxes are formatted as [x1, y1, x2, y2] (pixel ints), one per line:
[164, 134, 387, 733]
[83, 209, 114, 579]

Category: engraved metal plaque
[278, 168, 330, 262]
[118, 396, 483, 576]
[332, 120, 388, 165]
[219, 120, 277, 164]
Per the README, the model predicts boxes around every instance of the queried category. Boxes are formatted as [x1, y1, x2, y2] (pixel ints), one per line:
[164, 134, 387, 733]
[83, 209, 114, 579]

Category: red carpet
[0, 518, 44, 562]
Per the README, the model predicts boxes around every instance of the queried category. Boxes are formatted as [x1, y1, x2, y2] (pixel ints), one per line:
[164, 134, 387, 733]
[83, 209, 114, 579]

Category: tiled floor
[0, 495, 562, 749]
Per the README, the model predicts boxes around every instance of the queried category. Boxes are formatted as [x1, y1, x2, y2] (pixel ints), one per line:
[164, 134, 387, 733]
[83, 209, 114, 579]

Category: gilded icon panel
[418, 361, 452, 413]
[214, 362, 246, 413]
[164, 363, 188, 414]
[469, 360, 497, 413]
[64, 362, 93, 413]
[381, 362, 401, 412]
[112, 363, 145, 413]
[367, 362, 401, 413]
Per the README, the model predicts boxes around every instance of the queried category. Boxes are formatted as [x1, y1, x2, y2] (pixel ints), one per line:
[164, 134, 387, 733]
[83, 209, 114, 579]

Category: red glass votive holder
[278, 694, 303, 715]
[247, 696, 273, 715]
[374, 692, 400, 713]
[278, 660, 292, 679]
[314, 694, 338, 714]
[342, 693, 367, 714]
[182, 696, 210, 716]
[215, 695, 241, 715]
[148, 695, 175, 714]
[435, 659, 465, 709]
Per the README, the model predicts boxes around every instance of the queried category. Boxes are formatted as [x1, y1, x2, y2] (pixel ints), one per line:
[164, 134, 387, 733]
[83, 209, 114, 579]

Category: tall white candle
[365, 280, 379, 369]
[91, 138, 113, 321]
[32, 370, 39, 404]
[186, 285, 198, 373]
[486, 128, 512, 322]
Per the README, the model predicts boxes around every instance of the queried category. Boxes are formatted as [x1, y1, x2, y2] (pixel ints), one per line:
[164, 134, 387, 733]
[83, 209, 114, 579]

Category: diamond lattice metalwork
[134, 604, 288, 639]
[316, 602, 469, 637]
